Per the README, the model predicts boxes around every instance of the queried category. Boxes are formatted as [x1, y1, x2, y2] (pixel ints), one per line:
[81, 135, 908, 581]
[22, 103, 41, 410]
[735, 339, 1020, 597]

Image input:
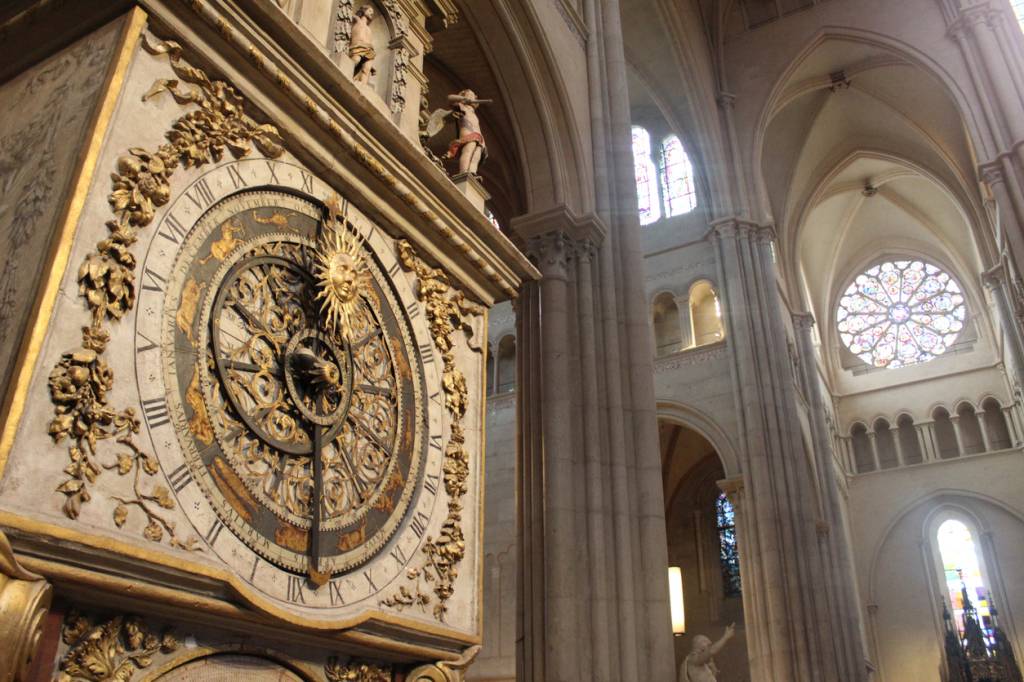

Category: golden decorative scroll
[406, 645, 480, 682]
[57, 611, 178, 682]
[47, 35, 284, 547]
[380, 242, 483, 621]
[324, 657, 392, 682]
[0, 530, 52, 682]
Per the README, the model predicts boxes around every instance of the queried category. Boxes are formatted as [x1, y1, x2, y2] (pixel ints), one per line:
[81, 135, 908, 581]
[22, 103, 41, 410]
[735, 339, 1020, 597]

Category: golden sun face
[315, 198, 369, 340]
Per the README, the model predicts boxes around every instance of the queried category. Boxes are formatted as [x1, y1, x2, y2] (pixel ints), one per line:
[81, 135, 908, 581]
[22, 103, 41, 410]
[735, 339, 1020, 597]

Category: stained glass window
[632, 126, 661, 226]
[716, 493, 741, 596]
[659, 135, 697, 216]
[836, 260, 966, 369]
[937, 519, 995, 643]
[1012, 0, 1024, 32]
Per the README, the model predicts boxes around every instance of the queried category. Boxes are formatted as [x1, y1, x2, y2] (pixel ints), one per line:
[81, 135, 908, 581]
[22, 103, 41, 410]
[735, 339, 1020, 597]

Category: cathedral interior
[1, 0, 1024, 681]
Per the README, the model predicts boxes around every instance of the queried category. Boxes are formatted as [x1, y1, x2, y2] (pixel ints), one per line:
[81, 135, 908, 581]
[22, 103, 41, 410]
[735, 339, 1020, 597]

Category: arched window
[690, 280, 724, 347]
[851, 422, 874, 473]
[957, 403, 985, 455]
[897, 414, 923, 465]
[937, 519, 995, 642]
[934, 407, 960, 459]
[715, 492, 741, 596]
[836, 260, 966, 369]
[874, 418, 898, 469]
[981, 398, 1012, 450]
[497, 335, 516, 393]
[1013, 0, 1024, 32]
[652, 293, 682, 356]
[659, 135, 697, 217]
[631, 126, 660, 226]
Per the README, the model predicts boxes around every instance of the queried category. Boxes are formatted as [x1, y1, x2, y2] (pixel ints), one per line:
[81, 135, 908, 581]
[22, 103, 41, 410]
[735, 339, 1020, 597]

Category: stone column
[916, 424, 931, 463]
[952, 415, 967, 456]
[982, 263, 1024, 397]
[792, 312, 870, 678]
[711, 220, 867, 682]
[516, 228, 578, 682]
[514, 202, 670, 682]
[920, 422, 938, 462]
[868, 432, 882, 471]
[0, 530, 52, 682]
[674, 294, 693, 349]
[950, 4, 1024, 323]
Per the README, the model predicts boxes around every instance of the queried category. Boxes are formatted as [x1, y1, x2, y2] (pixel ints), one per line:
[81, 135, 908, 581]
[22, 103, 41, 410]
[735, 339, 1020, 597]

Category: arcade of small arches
[844, 397, 1020, 474]
[651, 280, 725, 357]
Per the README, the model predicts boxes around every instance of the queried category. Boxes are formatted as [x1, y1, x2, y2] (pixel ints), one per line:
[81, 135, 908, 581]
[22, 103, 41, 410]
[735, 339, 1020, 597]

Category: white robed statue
[679, 624, 735, 682]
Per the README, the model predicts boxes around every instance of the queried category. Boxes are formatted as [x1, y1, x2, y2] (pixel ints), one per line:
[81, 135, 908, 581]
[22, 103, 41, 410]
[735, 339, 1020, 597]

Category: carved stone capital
[716, 476, 745, 511]
[982, 263, 1007, 290]
[575, 238, 597, 266]
[526, 231, 571, 280]
[407, 645, 481, 682]
[717, 91, 736, 109]
[0, 530, 52, 682]
[980, 162, 1005, 188]
[792, 312, 816, 330]
[709, 217, 765, 243]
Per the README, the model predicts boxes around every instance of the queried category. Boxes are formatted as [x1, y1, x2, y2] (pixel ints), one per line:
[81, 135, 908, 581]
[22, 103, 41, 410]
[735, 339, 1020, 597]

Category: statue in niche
[348, 5, 377, 84]
[423, 89, 492, 176]
[679, 624, 735, 682]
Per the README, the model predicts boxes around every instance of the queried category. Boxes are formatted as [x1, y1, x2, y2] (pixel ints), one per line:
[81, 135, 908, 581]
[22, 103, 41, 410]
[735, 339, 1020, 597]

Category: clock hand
[309, 423, 329, 587]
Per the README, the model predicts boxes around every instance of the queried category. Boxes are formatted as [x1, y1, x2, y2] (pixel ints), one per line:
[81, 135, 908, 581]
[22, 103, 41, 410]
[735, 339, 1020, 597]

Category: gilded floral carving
[325, 657, 393, 682]
[47, 34, 284, 547]
[58, 612, 178, 682]
[380, 241, 482, 621]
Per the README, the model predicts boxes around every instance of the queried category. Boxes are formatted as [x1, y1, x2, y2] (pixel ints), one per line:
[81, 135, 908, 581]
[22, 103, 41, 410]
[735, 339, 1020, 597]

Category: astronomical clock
[0, 2, 534, 680]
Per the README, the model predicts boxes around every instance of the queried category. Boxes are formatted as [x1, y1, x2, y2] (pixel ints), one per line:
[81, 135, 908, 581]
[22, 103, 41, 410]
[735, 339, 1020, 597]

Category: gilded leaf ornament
[380, 241, 483, 621]
[58, 612, 178, 682]
[48, 34, 284, 547]
[324, 657, 393, 682]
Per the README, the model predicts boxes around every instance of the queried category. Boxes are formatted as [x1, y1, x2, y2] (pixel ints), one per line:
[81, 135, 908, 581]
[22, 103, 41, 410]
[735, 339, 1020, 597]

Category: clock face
[133, 160, 445, 610]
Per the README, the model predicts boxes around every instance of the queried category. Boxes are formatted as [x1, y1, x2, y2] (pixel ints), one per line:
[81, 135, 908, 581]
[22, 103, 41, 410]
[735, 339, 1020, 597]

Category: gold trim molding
[0, 529, 52, 682]
[406, 645, 480, 682]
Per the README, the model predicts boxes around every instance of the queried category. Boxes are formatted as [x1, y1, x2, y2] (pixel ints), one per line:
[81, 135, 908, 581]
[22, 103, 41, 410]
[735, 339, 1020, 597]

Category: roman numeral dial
[135, 167, 447, 611]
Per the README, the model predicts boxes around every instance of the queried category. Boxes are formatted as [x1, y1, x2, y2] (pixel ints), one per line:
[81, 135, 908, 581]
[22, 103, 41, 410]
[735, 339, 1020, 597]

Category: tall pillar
[516, 226, 578, 682]
[793, 313, 872, 679]
[950, 3, 1024, 327]
[711, 220, 867, 682]
[514, 202, 672, 681]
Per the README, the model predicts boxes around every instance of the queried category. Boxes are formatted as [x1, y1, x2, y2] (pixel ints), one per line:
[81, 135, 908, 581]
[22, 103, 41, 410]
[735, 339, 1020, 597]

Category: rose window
[836, 260, 966, 369]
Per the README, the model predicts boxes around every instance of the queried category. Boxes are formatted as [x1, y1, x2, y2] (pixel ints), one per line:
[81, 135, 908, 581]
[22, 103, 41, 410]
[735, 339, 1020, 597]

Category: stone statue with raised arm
[679, 624, 736, 682]
[348, 5, 376, 84]
[444, 89, 490, 175]
[421, 88, 493, 176]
